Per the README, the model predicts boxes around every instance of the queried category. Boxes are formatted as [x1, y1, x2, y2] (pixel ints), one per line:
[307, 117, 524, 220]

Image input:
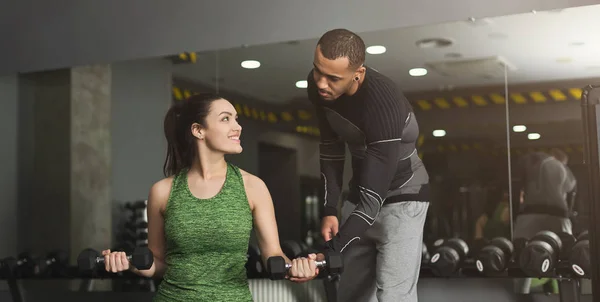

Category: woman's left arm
[243, 172, 318, 282]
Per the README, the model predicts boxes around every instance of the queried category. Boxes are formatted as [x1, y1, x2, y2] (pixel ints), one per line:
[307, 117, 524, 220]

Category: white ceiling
[172, 4, 600, 104]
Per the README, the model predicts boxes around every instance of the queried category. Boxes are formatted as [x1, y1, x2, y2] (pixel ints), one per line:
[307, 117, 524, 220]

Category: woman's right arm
[103, 177, 172, 278]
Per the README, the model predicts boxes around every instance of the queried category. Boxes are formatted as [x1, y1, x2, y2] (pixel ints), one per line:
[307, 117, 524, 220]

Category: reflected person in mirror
[307, 29, 431, 302]
[102, 94, 319, 302]
[512, 148, 577, 294]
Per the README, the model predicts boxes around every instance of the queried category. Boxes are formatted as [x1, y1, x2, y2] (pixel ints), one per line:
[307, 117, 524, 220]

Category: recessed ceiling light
[295, 80, 308, 88]
[409, 68, 428, 77]
[366, 45, 386, 55]
[241, 60, 261, 69]
[528, 133, 541, 140]
[432, 129, 446, 137]
[416, 38, 453, 49]
[513, 125, 527, 132]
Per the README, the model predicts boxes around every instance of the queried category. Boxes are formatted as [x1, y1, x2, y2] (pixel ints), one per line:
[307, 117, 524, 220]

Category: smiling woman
[99, 93, 321, 301]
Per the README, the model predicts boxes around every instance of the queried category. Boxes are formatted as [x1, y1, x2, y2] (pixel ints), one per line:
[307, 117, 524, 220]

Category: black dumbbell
[12, 252, 39, 277]
[475, 237, 514, 275]
[569, 231, 590, 278]
[267, 251, 344, 280]
[245, 244, 264, 278]
[77, 246, 154, 272]
[35, 249, 69, 275]
[556, 232, 576, 261]
[429, 238, 469, 277]
[469, 238, 490, 258]
[421, 242, 431, 264]
[518, 230, 562, 277]
[0, 257, 18, 278]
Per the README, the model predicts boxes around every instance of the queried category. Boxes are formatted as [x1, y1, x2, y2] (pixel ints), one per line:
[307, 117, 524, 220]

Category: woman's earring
[355, 76, 360, 81]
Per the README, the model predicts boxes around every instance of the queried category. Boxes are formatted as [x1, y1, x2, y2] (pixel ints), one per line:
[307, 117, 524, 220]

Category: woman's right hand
[101, 249, 131, 273]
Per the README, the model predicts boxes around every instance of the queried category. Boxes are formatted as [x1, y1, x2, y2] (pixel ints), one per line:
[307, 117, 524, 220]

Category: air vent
[425, 56, 516, 79]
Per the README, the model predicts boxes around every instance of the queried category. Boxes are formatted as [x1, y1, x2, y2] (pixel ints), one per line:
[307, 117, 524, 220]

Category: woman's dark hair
[163, 93, 223, 177]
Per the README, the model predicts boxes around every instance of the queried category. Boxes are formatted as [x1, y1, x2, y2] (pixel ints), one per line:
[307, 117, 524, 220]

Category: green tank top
[154, 163, 254, 302]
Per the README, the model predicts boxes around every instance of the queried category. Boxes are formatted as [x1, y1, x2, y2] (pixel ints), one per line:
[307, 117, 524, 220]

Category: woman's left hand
[287, 253, 320, 283]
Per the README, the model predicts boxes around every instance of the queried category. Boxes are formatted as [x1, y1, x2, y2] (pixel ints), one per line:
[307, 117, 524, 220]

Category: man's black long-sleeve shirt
[308, 67, 430, 253]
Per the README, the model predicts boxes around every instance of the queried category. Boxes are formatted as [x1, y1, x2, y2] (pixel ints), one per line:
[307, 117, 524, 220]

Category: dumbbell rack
[111, 200, 153, 293]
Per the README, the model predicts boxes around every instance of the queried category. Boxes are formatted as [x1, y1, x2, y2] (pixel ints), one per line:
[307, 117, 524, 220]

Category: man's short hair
[550, 148, 568, 163]
[317, 29, 366, 69]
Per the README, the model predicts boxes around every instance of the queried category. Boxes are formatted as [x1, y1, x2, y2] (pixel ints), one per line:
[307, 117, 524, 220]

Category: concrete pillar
[70, 65, 112, 262]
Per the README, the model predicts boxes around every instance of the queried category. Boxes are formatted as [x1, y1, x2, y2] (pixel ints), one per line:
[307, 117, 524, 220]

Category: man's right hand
[321, 216, 339, 241]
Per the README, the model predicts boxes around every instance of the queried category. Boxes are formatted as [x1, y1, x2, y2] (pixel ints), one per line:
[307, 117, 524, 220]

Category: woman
[102, 93, 319, 301]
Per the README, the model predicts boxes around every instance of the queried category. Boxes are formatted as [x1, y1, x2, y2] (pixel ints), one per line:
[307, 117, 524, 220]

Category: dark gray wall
[111, 58, 172, 202]
[17, 71, 73, 256]
[3, 0, 597, 74]
[0, 75, 18, 262]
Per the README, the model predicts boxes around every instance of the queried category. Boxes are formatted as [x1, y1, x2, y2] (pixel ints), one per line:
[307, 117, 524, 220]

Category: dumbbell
[429, 238, 469, 277]
[267, 251, 344, 280]
[0, 257, 18, 278]
[518, 231, 562, 277]
[475, 237, 514, 275]
[421, 242, 431, 264]
[556, 232, 576, 261]
[10, 252, 39, 277]
[569, 231, 590, 278]
[245, 244, 264, 278]
[77, 246, 153, 272]
[35, 249, 69, 275]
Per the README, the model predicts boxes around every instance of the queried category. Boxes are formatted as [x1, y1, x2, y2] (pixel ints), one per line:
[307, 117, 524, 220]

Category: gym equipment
[518, 230, 562, 277]
[469, 238, 489, 258]
[429, 238, 469, 277]
[35, 249, 69, 276]
[0, 257, 17, 278]
[421, 242, 431, 264]
[267, 251, 343, 280]
[77, 246, 153, 272]
[245, 243, 264, 278]
[556, 232, 576, 260]
[475, 237, 513, 275]
[569, 230, 590, 277]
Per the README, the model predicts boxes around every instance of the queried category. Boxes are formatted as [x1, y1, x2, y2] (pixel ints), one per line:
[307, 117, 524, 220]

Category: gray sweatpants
[338, 200, 429, 302]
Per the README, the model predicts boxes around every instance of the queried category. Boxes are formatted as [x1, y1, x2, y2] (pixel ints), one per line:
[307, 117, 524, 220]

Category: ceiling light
[432, 129, 446, 137]
[528, 133, 541, 140]
[409, 68, 428, 77]
[295, 80, 308, 88]
[513, 125, 527, 132]
[366, 45, 386, 55]
[241, 60, 261, 69]
[416, 38, 453, 48]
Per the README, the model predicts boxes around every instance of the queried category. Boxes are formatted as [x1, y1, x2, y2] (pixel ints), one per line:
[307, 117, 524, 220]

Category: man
[512, 148, 577, 294]
[307, 29, 430, 302]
